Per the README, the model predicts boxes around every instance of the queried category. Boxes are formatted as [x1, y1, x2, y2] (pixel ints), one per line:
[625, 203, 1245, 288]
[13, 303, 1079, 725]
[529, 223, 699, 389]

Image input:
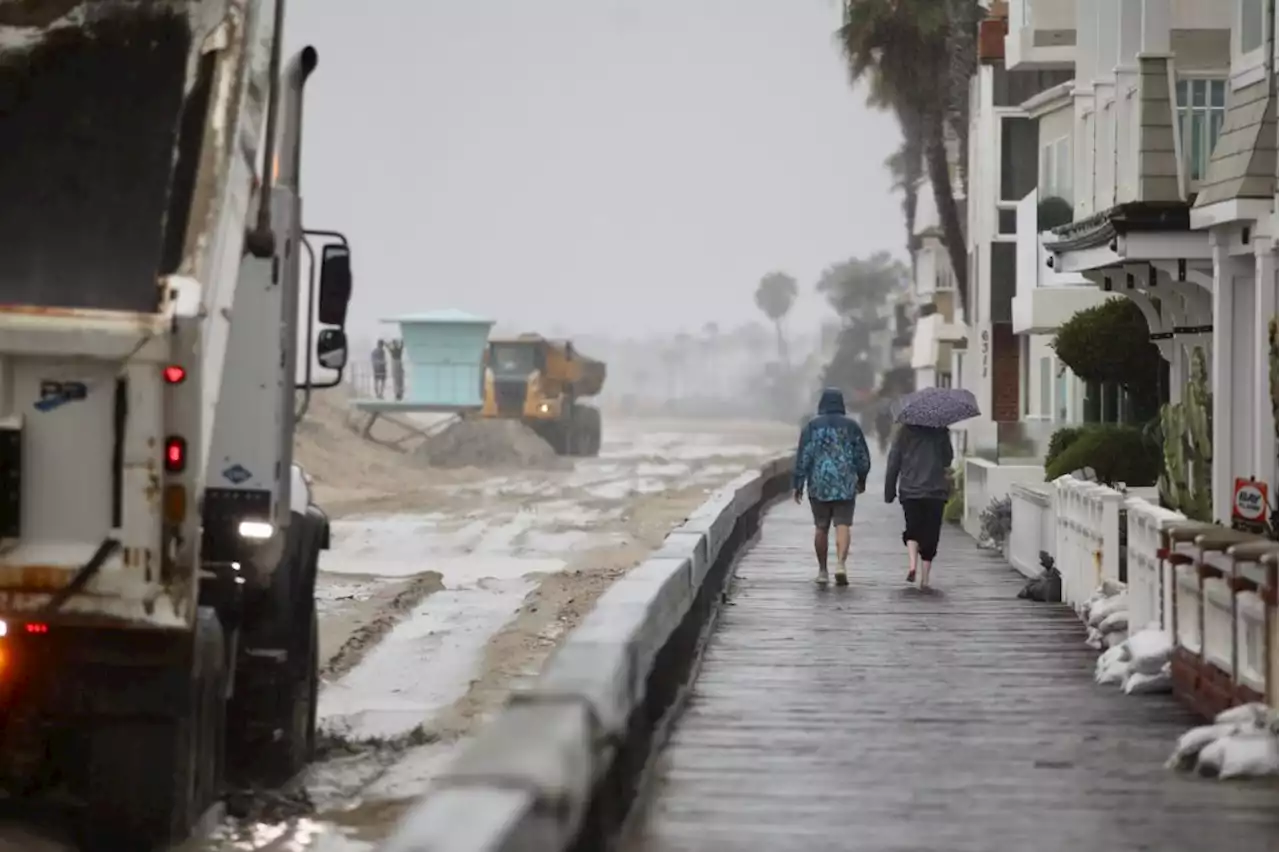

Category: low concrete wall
[962, 458, 1046, 540]
[379, 454, 795, 852]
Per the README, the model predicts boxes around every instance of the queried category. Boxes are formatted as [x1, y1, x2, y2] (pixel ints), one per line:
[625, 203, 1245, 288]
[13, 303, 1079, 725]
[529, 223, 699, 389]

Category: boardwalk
[626, 471, 1279, 852]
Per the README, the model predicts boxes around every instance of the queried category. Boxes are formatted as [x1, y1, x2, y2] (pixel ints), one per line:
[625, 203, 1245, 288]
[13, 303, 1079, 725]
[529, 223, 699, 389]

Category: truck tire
[573, 406, 601, 457]
[226, 511, 322, 787]
[83, 609, 226, 851]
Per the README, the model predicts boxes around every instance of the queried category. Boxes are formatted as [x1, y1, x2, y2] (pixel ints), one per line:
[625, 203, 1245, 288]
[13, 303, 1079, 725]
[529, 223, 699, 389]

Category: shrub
[1052, 299, 1164, 420]
[1043, 424, 1161, 487]
[979, 495, 1012, 547]
[1045, 426, 1084, 470]
[943, 465, 964, 524]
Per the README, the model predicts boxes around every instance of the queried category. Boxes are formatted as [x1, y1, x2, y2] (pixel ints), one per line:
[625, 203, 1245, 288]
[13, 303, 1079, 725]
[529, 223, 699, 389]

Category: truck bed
[0, 5, 195, 312]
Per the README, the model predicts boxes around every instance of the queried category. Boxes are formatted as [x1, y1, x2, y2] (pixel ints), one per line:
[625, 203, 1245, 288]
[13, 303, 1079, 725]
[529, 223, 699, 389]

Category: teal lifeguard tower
[351, 309, 494, 428]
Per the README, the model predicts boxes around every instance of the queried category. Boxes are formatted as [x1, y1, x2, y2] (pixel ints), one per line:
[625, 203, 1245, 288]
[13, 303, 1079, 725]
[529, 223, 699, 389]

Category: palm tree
[838, 0, 976, 313]
[884, 138, 922, 269]
[754, 272, 798, 365]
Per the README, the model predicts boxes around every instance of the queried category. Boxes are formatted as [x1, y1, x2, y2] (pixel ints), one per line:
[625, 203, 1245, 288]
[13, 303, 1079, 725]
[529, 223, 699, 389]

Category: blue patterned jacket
[792, 388, 872, 502]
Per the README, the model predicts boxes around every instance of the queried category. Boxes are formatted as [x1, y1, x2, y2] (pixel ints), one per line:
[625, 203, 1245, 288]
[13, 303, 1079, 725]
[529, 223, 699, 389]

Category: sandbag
[1123, 664, 1172, 695]
[1096, 657, 1128, 686]
[1218, 734, 1280, 780]
[1096, 642, 1131, 673]
[1196, 736, 1229, 777]
[1215, 702, 1276, 729]
[1166, 723, 1239, 771]
[1084, 627, 1104, 650]
[1088, 593, 1128, 628]
[1098, 609, 1129, 635]
[1103, 630, 1127, 649]
[1126, 628, 1173, 676]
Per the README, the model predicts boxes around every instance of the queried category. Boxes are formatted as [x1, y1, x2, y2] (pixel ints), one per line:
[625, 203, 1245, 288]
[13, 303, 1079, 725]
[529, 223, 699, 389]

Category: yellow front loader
[480, 333, 605, 456]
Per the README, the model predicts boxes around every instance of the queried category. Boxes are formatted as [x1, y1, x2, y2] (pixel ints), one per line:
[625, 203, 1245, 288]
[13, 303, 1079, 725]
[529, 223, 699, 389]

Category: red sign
[1231, 478, 1271, 534]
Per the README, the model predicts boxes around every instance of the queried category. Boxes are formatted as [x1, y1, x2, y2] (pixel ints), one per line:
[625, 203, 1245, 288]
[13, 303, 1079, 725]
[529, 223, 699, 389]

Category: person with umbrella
[884, 387, 977, 589]
[792, 387, 872, 587]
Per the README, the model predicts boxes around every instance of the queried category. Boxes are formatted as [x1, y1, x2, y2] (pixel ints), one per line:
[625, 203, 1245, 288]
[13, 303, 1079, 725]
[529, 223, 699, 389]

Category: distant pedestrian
[792, 387, 872, 587]
[387, 339, 405, 401]
[371, 340, 387, 399]
[874, 404, 893, 455]
[884, 424, 954, 589]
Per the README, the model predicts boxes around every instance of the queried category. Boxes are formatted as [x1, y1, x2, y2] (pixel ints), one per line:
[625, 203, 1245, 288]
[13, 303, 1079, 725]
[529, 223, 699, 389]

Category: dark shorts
[809, 498, 854, 529]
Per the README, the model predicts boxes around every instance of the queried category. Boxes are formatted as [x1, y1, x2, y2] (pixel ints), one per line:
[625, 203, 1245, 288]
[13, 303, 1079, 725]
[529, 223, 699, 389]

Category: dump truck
[0, 1, 354, 846]
[481, 334, 606, 456]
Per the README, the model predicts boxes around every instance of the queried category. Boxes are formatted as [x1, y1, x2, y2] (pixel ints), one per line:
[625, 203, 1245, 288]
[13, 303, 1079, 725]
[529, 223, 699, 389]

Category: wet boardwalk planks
[626, 475, 1279, 852]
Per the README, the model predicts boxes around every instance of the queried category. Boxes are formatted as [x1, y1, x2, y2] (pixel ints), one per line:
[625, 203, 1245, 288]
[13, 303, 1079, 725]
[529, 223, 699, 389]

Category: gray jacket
[885, 425, 954, 502]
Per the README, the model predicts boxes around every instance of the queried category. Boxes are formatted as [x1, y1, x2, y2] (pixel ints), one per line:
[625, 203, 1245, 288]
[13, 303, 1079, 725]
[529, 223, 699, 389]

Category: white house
[1035, 0, 1278, 525]
[1187, 0, 1278, 524]
[909, 188, 967, 391]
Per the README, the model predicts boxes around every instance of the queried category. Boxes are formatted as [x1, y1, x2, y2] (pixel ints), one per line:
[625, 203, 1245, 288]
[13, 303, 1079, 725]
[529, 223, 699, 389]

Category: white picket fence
[1052, 476, 1124, 608]
[1028, 476, 1277, 708]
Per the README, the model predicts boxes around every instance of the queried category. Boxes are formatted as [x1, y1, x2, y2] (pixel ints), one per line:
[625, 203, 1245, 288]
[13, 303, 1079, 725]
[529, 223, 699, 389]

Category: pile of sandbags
[1093, 625, 1174, 695]
[1166, 703, 1279, 780]
[1079, 580, 1129, 650]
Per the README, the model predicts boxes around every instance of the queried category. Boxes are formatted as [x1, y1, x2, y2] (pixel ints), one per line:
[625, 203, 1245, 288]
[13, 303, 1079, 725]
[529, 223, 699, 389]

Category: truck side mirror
[316, 328, 348, 370]
[318, 244, 352, 326]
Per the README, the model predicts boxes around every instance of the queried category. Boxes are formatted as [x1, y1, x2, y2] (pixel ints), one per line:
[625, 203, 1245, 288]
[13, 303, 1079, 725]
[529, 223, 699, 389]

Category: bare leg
[920, 560, 933, 589]
[834, 524, 851, 585]
[906, 540, 919, 583]
[813, 527, 830, 584]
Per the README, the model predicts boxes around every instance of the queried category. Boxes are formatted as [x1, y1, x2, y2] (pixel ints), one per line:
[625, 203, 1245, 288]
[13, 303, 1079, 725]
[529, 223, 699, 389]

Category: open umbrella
[892, 387, 981, 428]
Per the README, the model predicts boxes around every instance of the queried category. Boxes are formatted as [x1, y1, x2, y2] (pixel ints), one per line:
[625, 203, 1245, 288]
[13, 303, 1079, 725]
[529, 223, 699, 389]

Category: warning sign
[1231, 478, 1271, 535]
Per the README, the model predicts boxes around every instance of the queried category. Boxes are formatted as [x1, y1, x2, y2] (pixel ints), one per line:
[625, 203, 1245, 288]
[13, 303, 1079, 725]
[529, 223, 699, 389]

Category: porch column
[1139, 0, 1170, 54]
[1210, 234, 1258, 524]
[1118, 0, 1143, 65]
[1254, 242, 1278, 502]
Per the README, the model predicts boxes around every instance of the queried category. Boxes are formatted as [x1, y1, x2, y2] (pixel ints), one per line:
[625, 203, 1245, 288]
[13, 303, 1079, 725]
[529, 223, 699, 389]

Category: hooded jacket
[792, 388, 872, 502]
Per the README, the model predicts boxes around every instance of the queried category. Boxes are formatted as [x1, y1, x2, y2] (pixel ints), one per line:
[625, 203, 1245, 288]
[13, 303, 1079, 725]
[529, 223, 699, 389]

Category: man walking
[387, 338, 405, 401]
[370, 340, 387, 399]
[792, 387, 872, 587]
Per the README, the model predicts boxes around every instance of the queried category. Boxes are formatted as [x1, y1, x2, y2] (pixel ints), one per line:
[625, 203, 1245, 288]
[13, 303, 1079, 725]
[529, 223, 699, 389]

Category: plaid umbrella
[892, 387, 981, 428]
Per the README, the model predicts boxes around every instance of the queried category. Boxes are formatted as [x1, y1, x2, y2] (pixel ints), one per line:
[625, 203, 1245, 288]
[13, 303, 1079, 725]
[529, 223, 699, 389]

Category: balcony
[1011, 190, 1114, 334]
[1005, 0, 1076, 71]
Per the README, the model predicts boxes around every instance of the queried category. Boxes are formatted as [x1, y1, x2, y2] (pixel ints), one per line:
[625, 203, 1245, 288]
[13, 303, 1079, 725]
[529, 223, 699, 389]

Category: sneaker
[815, 569, 829, 587]
[834, 568, 849, 587]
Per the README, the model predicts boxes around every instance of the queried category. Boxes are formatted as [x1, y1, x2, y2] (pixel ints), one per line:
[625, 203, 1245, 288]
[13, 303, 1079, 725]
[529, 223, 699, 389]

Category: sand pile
[293, 390, 424, 497]
[418, 418, 564, 469]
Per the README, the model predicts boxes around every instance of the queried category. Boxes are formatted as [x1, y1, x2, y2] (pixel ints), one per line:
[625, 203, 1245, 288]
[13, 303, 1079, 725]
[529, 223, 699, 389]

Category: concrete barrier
[379, 453, 795, 852]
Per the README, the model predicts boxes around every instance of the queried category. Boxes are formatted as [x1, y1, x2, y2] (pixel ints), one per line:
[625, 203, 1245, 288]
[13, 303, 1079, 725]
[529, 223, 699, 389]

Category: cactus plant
[1184, 347, 1213, 520]
[1159, 347, 1213, 521]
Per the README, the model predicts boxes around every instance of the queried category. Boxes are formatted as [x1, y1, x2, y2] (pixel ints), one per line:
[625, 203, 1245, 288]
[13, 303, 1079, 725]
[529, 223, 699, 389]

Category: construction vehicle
[480, 334, 606, 456]
[0, 1, 354, 847]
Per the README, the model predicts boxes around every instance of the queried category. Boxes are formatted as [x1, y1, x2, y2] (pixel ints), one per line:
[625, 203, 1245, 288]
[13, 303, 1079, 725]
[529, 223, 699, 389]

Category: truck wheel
[83, 610, 226, 851]
[574, 406, 602, 457]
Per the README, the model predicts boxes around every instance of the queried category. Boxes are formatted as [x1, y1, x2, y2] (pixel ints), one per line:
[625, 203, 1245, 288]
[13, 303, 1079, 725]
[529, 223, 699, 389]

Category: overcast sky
[286, 0, 903, 343]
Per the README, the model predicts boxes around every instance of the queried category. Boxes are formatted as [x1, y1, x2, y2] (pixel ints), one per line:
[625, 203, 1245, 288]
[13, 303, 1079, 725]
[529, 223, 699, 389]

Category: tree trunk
[923, 112, 969, 316]
[774, 319, 789, 366]
[945, 0, 981, 199]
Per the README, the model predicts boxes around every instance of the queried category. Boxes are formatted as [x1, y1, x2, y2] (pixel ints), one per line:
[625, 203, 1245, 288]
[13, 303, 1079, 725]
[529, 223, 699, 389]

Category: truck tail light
[164, 436, 187, 472]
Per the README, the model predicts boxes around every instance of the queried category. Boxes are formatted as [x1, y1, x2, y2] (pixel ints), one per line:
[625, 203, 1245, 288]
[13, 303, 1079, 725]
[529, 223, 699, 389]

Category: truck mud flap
[0, 3, 201, 313]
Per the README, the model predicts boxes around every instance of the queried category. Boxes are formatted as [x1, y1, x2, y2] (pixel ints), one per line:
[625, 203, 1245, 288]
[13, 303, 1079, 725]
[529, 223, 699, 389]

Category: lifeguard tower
[351, 308, 494, 434]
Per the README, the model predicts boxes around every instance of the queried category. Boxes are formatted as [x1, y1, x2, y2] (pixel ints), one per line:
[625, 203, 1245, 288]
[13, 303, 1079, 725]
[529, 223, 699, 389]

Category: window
[1039, 357, 1052, 419]
[1040, 136, 1072, 204]
[935, 262, 954, 292]
[1176, 79, 1226, 182]
[1241, 0, 1264, 54]
[1001, 116, 1039, 201]
[937, 372, 953, 389]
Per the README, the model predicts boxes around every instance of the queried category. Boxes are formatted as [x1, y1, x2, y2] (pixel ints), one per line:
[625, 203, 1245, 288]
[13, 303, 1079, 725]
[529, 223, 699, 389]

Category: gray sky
[286, 0, 903, 342]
